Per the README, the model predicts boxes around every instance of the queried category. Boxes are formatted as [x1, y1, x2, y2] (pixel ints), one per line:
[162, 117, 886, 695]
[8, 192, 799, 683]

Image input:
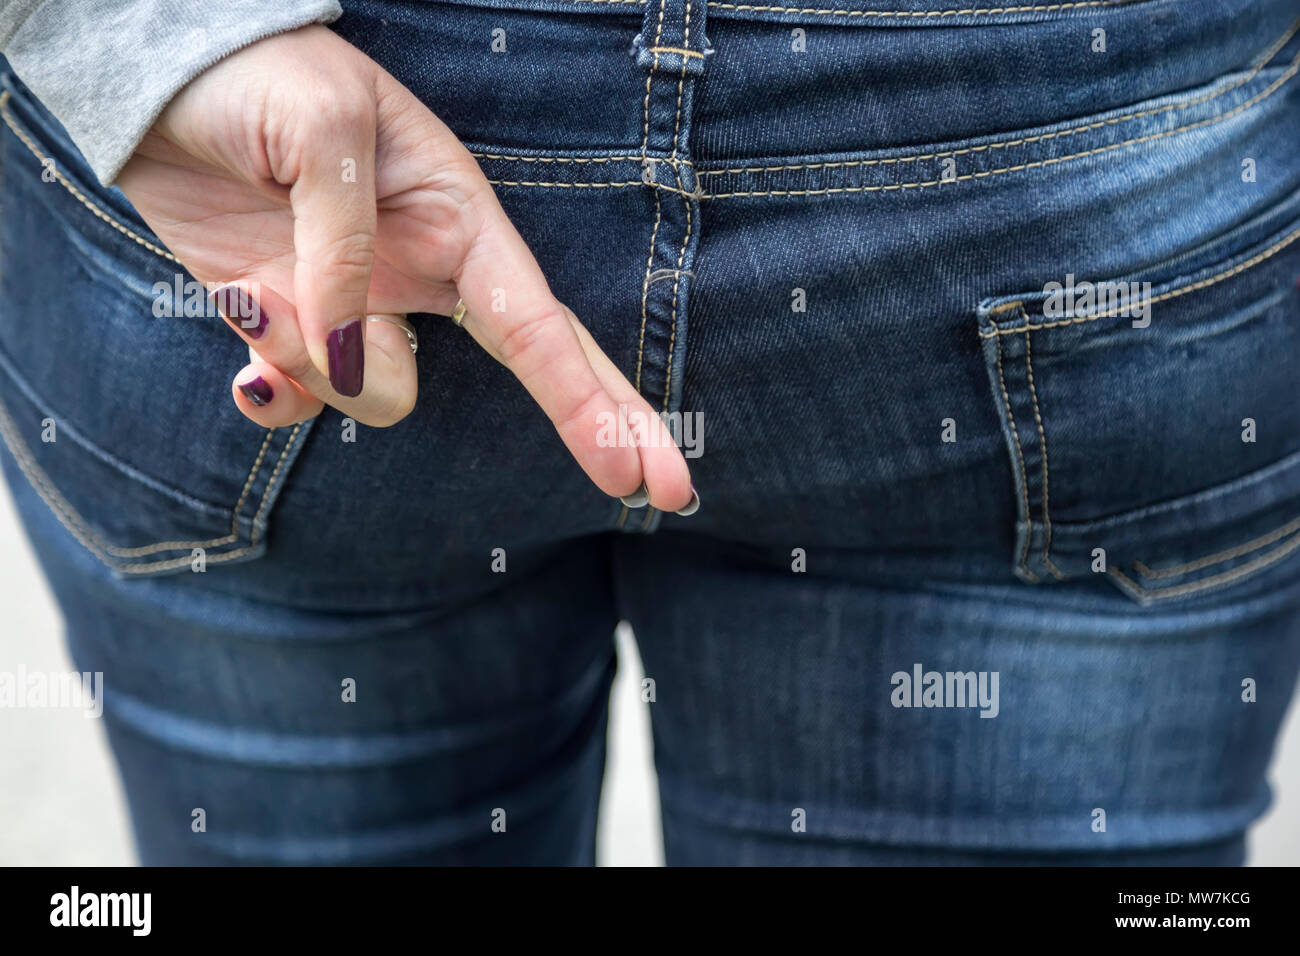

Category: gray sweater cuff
[2, 0, 343, 184]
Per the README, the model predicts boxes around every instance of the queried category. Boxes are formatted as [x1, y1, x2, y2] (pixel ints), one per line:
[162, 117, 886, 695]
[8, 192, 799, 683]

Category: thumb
[288, 96, 378, 397]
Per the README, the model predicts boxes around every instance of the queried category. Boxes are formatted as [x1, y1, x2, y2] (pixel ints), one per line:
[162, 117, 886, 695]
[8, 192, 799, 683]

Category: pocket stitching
[1109, 528, 1300, 601]
[1021, 320, 1065, 579]
[0, 386, 304, 573]
[980, 225, 1300, 339]
[0, 89, 178, 266]
[983, 223, 1300, 599]
[98, 429, 276, 557]
[992, 330, 1041, 582]
[0, 90, 300, 570]
[1133, 513, 1300, 581]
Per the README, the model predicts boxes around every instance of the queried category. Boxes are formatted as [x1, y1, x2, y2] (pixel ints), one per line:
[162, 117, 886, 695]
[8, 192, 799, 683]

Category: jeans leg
[617, 533, 1300, 866]
[6, 462, 618, 865]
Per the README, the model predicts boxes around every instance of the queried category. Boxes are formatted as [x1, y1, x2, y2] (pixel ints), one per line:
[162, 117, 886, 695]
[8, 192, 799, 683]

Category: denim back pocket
[0, 74, 316, 576]
[976, 189, 1300, 605]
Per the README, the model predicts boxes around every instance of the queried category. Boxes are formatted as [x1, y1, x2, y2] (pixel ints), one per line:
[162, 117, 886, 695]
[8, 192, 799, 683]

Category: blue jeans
[1, 0, 1299, 865]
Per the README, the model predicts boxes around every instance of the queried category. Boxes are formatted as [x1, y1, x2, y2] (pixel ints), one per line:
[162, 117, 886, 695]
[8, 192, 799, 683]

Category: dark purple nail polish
[207, 285, 269, 339]
[328, 319, 365, 397]
[238, 376, 273, 407]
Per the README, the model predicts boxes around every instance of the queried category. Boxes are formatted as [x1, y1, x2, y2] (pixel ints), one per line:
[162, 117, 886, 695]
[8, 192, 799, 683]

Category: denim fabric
[1, 0, 1299, 864]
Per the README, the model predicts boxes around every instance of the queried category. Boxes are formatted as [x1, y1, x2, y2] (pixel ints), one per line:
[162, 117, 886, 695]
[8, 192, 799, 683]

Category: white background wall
[0, 481, 1295, 866]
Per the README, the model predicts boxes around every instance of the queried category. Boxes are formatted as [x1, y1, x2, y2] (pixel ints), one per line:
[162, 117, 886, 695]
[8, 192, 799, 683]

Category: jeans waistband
[331, 0, 1299, 163]
[395, 0, 1164, 27]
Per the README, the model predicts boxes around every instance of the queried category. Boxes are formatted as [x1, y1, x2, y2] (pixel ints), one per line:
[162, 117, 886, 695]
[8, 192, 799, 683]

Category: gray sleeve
[1, 0, 344, 184]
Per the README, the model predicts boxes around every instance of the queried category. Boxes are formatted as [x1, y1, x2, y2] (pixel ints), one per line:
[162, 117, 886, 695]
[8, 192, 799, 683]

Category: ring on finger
[366, 313, 418, 355]
[450, 299, 469, 329]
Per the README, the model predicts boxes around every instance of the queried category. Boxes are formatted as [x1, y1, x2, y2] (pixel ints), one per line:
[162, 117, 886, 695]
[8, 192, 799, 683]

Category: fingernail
[237, 376, 273, 407]
[328, 319, 365, 397]
[675, 486, 700, 517]
[208, 285, 269, 339]
[619, 482, 649, 508]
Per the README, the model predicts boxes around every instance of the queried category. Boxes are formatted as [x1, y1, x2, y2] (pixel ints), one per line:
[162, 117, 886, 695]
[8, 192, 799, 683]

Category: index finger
[453, 195, 647, 501]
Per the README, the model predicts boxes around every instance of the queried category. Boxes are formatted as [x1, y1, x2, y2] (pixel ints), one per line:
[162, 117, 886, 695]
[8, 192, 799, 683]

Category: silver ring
[366, 313, 417, 355]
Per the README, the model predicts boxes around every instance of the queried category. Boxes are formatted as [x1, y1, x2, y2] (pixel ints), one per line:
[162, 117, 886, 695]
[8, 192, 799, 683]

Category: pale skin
[116, 25, 694, 512]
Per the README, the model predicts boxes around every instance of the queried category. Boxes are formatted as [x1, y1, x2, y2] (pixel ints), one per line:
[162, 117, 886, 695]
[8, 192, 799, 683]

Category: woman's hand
[116, 25, 693, 512]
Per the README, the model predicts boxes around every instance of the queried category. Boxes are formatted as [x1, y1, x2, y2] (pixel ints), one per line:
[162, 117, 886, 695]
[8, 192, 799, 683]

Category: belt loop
[635, 0, 710, 157]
